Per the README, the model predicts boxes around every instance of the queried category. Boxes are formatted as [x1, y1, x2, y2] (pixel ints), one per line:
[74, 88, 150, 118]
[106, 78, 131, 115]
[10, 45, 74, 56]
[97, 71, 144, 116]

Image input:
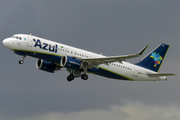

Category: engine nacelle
[60, 56, 83, 70]
[36, 59, 59, 73]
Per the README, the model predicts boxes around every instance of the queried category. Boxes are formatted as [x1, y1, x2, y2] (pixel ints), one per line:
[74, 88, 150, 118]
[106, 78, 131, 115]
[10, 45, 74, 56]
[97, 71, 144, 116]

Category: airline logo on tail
[150, 52, 163, 67]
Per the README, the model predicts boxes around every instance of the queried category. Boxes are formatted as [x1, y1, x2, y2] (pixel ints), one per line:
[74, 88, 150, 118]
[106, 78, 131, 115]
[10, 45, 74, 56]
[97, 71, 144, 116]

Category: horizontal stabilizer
[147, 73, 176, 77]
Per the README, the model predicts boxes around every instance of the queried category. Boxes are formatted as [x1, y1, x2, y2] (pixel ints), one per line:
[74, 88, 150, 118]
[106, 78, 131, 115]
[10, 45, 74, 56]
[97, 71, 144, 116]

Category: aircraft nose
[3, 38, 9, 47]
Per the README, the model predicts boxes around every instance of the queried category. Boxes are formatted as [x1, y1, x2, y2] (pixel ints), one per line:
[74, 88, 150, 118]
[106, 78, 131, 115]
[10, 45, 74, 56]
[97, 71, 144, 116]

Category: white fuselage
[3, 34, 167, 81]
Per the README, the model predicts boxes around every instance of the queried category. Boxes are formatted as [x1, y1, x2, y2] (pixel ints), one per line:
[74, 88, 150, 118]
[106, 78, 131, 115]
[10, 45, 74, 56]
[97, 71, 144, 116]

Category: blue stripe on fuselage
[14, 50, 131, 81]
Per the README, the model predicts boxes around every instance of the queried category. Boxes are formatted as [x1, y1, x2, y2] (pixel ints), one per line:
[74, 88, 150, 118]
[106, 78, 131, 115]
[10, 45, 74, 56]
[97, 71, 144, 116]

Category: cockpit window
[11, 36, 22, 40]
[11, 36, 15, 38]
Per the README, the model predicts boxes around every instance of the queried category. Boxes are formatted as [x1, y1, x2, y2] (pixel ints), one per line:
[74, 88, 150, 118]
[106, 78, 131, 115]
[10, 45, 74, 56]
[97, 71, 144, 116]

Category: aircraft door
[27, 35, 33, 47]
[133, 66, 139, 77]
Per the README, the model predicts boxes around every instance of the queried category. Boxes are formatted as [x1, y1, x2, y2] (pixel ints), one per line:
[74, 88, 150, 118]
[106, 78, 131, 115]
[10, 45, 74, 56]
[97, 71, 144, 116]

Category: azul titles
[34, 39, 58, 53]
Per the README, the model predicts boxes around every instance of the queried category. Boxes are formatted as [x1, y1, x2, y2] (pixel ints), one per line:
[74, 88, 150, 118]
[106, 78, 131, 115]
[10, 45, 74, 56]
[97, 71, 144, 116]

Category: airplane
[3, 34, 175, 81]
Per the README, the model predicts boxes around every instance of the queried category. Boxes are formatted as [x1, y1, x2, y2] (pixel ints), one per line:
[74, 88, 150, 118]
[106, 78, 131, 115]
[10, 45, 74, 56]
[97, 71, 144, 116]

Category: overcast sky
[0, 0, 180, 120]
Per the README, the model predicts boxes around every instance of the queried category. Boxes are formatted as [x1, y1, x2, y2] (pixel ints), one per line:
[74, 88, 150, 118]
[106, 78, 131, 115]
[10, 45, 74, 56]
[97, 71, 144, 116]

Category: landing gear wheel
[81, 74, 88, 80]
[19, 60, 24, 64]
[67, 75, 74, 82]
[19, 55, 26, 64]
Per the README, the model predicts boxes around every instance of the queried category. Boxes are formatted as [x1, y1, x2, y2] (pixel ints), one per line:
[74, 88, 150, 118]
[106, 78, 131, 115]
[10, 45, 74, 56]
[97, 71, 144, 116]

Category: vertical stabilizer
[136, 43, 169, 72]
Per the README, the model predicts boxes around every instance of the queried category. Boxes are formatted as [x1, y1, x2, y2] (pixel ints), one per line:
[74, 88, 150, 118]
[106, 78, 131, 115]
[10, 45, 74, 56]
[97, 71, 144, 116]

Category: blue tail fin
[136, 43, 169, 72]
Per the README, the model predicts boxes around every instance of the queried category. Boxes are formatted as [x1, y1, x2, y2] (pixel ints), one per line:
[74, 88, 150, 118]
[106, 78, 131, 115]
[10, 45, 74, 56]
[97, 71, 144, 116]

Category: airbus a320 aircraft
[3, 34, 175, 81]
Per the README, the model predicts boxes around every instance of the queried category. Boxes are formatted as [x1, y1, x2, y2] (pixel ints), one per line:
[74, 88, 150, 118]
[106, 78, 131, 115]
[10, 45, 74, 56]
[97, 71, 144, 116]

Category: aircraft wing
[147, 73, 176, 77]
[82, 45, 148, 67]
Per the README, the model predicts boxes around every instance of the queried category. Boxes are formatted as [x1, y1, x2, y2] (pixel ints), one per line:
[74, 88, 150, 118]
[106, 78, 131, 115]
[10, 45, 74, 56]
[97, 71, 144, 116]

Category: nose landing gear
[19, 60, 24, 64]
[19, 55, 26, 64]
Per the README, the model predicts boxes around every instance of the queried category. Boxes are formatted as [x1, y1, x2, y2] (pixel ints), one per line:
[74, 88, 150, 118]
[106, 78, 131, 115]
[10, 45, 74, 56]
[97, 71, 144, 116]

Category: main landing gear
[67, 73, 88, 82]
[67, 74, 74, 82]
[81, 74, 88, 80]
[66, 69, 89, 82]
[19, 55, 26, 64]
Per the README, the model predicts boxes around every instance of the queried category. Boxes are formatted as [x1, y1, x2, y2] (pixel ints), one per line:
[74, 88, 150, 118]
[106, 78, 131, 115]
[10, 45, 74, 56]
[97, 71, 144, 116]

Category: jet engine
[36, 59, 59, 73]
[60, 55, 83, 70]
